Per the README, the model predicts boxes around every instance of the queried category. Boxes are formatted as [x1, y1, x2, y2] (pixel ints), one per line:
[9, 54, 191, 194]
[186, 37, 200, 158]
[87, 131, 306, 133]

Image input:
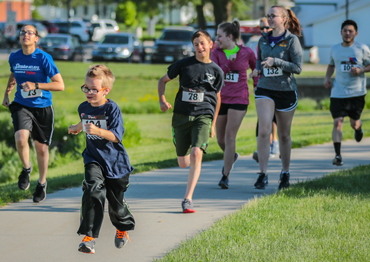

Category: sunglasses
[260, 26, 270, 30]
[81, 85, 108, 95]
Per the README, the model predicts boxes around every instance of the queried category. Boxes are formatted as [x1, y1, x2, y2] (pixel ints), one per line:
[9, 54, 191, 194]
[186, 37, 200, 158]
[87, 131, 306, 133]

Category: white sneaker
[270, 140, 279, 155]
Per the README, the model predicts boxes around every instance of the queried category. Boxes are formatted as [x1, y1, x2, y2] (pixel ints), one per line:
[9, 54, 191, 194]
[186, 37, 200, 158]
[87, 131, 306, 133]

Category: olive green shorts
[172, 113, 212, 156]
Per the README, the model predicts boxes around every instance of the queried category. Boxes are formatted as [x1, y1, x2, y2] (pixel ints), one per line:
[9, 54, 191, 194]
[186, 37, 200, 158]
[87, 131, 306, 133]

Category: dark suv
[151, 26, 195, 63]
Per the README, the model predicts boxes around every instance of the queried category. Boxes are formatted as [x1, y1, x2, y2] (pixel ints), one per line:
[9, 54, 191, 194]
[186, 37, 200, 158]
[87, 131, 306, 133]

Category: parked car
[150, 26, 195, 64]
[92, 33, 143, 62]
[91, 19, 119, 42]
[52, 20, 89, 43]
[38, 20, 59, 34]
[82, 18, 94, 41]
[0, 23, 7, 48]
[38, 34, 84, 61]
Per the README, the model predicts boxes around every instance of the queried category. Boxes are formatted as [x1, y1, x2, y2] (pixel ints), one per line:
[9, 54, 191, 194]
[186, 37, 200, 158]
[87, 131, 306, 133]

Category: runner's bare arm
[84, 123, 119, 143]
[21, 73, 65, 92]
[210, 92, 221, 138]
[2, 73, 16, 107]
[350, 63, 370, 76]
[158, 74, 173, 112]
[68, 121, 83, 135]
[324, 65, 335, 89]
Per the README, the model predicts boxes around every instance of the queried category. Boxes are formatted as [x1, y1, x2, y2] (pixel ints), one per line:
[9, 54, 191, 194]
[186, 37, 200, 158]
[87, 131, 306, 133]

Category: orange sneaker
[115, 229, 131, 249]
[78, 236, 95, 254]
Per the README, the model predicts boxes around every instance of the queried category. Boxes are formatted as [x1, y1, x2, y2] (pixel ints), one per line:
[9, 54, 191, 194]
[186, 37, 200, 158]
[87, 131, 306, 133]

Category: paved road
[0, 138, 369, 262]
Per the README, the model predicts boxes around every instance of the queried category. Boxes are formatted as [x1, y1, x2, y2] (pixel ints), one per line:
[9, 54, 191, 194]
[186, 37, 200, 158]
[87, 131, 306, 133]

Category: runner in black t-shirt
[158, 30, 224, 213]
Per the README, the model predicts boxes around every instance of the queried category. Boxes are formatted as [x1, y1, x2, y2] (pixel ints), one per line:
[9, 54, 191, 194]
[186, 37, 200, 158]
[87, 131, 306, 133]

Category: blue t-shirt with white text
[78, 99, 134, 179]
[9, 48, 59, 108]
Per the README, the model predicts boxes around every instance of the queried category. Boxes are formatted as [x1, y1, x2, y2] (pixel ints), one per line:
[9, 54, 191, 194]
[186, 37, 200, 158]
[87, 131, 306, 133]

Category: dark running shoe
[218, 174, 229, 189]
[252, 151, 259, 163]
[354, 129, 363, 142]
[78, 236, 95, 254]
[33, 181, 47, 203]
[182, 198, 196, 213]
[18, 167, 32, 190]
[332, 155, 343, 166]
[254, 173, 268, 189]
[278, 171, 290, 190]
[115, 229, 131, 249]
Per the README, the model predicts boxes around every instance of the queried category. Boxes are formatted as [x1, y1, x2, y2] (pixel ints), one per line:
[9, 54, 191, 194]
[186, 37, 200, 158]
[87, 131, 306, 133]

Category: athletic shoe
[181, 198, 196, 213]
[254, 173, 268, 189]
[270, 140, 280, 155]
[332, 155, 343, 166]
[115, 229, 131, 249]
[33, 181, 47, 203]
[18, 167, 32, 190]
[78, 236, 95, 254]
[252, 151, 259, 163]
[354, 129, 363, 142]
[218, 175, 229, 189]
[278, 171, 290, 190]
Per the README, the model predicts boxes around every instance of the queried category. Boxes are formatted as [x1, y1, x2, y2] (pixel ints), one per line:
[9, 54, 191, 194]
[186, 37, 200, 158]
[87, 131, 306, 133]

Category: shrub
[296, 98, 318, 111]
[318, 98, 331, 110]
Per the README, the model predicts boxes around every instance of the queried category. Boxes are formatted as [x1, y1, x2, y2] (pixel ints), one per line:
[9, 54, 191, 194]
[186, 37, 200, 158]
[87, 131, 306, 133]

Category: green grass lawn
[157, 164, 370, 261]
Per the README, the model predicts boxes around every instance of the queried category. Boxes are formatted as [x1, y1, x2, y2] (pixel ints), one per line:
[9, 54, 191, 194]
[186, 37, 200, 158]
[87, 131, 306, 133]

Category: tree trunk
[211, 0, 232, 32]
[196, 4, 206, 31]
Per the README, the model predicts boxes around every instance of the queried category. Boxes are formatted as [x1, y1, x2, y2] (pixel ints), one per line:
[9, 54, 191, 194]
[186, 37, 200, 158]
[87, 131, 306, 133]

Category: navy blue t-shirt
[78, 99, 134, 179]
[9, 48, 59, 108]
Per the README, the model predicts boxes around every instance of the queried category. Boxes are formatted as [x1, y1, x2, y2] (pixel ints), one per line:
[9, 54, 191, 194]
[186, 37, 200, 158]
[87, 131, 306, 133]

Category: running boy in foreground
[158, 30, 224, 213]
[68, 64, 135, 254]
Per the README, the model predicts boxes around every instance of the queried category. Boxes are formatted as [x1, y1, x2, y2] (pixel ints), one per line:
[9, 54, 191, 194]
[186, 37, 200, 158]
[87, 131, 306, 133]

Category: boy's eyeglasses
[260, 26, 270, 30]
[20, 31, 37, 36]
[81, 85, 108, 95]
[266, 14, 282, 19]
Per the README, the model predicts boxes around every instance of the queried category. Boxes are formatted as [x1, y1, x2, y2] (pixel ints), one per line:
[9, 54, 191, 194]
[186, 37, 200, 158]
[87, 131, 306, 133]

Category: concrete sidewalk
[0, 138, 369, 262]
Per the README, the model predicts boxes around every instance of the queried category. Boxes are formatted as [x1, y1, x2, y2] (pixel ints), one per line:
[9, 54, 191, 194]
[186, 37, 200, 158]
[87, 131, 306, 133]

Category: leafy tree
[116, 1, 138, 27]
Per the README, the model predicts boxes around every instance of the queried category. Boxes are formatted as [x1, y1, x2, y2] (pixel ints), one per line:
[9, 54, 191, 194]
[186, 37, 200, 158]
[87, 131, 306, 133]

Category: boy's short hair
[86, 64, 115, 88]
[341, 19, 358, 31]
[191, 30, 212, 44]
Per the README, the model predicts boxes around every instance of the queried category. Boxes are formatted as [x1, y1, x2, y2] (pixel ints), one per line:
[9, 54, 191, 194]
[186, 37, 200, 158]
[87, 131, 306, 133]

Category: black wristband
[35, 82, 39, 89]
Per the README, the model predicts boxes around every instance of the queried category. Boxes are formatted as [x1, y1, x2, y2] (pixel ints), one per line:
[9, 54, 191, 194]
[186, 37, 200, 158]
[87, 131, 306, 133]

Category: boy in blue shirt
[68, 64, 135, 254]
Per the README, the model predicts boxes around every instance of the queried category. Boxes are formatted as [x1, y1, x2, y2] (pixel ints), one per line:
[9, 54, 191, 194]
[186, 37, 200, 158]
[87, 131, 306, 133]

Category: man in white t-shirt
[324, 19, 370, 166]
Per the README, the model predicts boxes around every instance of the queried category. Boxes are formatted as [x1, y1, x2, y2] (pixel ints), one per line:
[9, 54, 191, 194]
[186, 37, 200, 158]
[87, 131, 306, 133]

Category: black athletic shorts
[9, 102, 54, 145]
[255, 88, 298, 112]
[330, 95, 365, 120]
[218, 103, 248, 115]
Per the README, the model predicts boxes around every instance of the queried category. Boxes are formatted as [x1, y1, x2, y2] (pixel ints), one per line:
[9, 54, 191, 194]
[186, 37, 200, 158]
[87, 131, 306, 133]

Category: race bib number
[82, 115, 107, 132]
[263, 67, 283, 77]
[182, 90, 204, 103]
[21, 89, 43, 99]
[225, 71, 239, 82]
[341, 62, 353, 72]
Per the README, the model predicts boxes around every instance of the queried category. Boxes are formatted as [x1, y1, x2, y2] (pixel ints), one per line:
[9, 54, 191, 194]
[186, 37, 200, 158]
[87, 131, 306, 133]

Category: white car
[91, 19, 119, 42]
[52, 20, 89, 43]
